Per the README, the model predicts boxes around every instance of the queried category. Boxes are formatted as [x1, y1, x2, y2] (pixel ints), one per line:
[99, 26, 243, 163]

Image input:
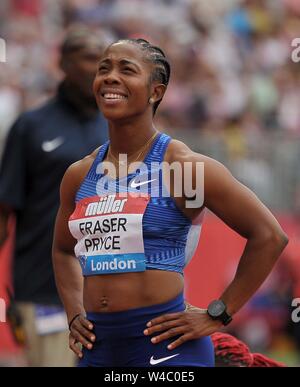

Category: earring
[149, 97, 154, 105]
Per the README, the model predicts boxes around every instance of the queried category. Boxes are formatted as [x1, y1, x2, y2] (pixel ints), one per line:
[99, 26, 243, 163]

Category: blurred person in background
[0, 27, 108, 367]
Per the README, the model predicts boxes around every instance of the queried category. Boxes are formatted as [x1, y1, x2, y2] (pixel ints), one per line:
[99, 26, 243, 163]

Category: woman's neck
[108, 115, 157, 156]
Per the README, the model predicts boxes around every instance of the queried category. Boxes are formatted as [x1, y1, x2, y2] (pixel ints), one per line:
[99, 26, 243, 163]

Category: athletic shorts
[78, 292, 214, 367]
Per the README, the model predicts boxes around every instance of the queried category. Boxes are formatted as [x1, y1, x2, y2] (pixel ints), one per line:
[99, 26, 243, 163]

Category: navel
[100, 296, 109, 309]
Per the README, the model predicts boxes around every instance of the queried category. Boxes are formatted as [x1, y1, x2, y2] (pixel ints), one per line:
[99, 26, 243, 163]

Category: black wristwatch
[207, 300, 232, 326]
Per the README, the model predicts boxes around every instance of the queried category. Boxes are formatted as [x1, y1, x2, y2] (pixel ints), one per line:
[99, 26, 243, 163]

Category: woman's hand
[144, 304, 222, 350]
[69, 314, 96, 358]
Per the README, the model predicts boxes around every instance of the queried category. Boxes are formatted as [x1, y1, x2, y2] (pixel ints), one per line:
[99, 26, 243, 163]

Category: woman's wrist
[68, 313, 84, 330]
[67, 307, 86, 327]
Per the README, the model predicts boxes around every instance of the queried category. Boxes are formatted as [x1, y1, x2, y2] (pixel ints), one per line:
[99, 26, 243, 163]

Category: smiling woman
[52, 39, 288, 367]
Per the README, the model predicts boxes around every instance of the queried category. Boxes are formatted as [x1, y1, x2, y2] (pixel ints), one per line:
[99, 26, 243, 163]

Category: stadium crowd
[1, 0, 300, 142]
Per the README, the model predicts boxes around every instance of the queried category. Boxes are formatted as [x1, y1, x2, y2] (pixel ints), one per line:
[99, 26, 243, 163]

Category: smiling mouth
[101, 93, 128, 100]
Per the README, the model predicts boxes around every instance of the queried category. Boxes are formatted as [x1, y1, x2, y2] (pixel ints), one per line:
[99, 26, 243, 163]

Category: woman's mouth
[101, 93, 128, 102]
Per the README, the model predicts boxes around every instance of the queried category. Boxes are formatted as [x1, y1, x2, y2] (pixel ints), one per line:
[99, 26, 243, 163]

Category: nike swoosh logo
[130, 179, 156, 188]
[150, 353, 180, 365]
[42, 137, 65, 152]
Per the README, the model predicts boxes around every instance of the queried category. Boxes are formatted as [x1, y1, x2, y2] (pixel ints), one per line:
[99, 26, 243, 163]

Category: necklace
[108, 131, 159, 166]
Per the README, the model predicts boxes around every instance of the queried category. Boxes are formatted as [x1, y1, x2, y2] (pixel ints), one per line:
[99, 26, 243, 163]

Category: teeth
[103, 93, 127, 99]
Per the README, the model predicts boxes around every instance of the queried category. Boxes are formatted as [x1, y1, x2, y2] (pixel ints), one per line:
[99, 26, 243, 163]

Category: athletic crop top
[68, 133, 204, 276]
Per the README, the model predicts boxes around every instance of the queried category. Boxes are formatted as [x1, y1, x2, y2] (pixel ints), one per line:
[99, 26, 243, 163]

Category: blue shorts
[78, 293, 214, 367]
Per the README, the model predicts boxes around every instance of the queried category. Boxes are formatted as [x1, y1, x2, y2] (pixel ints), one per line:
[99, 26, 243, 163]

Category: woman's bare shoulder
[61, 146, 102, 197]
[165, 138, 220, 166]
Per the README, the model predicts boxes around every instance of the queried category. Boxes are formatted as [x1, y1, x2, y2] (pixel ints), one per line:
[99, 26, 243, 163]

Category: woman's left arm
[202, 156, 288, 316]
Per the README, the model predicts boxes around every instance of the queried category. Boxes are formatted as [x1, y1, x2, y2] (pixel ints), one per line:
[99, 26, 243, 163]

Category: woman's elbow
[279, 230, 289, 248]
[264, 227, 289, 253]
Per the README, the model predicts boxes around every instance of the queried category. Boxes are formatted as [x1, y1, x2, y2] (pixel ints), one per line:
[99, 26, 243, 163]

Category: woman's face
[93, 42, 155, 122]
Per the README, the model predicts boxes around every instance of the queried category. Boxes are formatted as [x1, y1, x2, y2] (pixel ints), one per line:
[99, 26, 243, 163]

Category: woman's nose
[103, 70, 120, 84]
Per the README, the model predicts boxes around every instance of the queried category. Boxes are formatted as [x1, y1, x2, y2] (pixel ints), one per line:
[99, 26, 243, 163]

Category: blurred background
[0, 0, 300, 366]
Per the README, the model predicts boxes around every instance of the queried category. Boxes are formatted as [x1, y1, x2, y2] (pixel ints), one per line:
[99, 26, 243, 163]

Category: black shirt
[0, 85, 108, 304]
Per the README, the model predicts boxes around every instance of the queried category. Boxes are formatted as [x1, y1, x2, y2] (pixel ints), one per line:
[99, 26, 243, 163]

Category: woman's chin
[102, 110, 129, 122]
[100, 106, 135, 122]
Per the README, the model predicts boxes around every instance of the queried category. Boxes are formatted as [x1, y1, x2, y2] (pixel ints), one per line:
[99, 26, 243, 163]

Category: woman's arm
[52, 160, 95, 358]
[202, 156, 288, 315]
[52, 163, 85, 321]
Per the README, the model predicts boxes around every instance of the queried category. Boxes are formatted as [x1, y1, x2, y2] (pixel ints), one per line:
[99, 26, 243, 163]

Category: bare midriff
[83, 269, 184, 313]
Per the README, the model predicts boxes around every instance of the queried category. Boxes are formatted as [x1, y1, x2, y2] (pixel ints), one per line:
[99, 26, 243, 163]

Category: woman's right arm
[52, 161, 95, 358]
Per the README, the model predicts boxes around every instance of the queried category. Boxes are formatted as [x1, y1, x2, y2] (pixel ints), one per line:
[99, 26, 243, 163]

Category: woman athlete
[52, 39, 288, 367]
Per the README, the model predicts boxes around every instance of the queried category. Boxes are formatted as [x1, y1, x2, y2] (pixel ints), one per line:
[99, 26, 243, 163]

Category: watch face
[209, 300, 226, 318]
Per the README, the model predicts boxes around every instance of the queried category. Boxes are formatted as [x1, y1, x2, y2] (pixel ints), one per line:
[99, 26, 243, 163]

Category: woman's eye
[123, 67, 134, 73]
[98, 67, 108, 72]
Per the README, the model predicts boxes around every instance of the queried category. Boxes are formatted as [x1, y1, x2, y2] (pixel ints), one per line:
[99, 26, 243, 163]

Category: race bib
[69, 194, 150, 275]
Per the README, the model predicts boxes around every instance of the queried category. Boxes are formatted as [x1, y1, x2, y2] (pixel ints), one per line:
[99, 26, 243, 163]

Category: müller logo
[85, 195, 128, 216]
[0, 38, 6, 63]
[0, 298, 6, 323]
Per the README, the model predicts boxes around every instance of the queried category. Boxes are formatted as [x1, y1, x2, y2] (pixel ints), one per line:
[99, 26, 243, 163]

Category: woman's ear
[151, 84, 167, 104]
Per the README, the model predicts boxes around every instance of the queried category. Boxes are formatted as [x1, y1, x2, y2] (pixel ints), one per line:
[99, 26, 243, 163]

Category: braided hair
[112, 38, 171, 115]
